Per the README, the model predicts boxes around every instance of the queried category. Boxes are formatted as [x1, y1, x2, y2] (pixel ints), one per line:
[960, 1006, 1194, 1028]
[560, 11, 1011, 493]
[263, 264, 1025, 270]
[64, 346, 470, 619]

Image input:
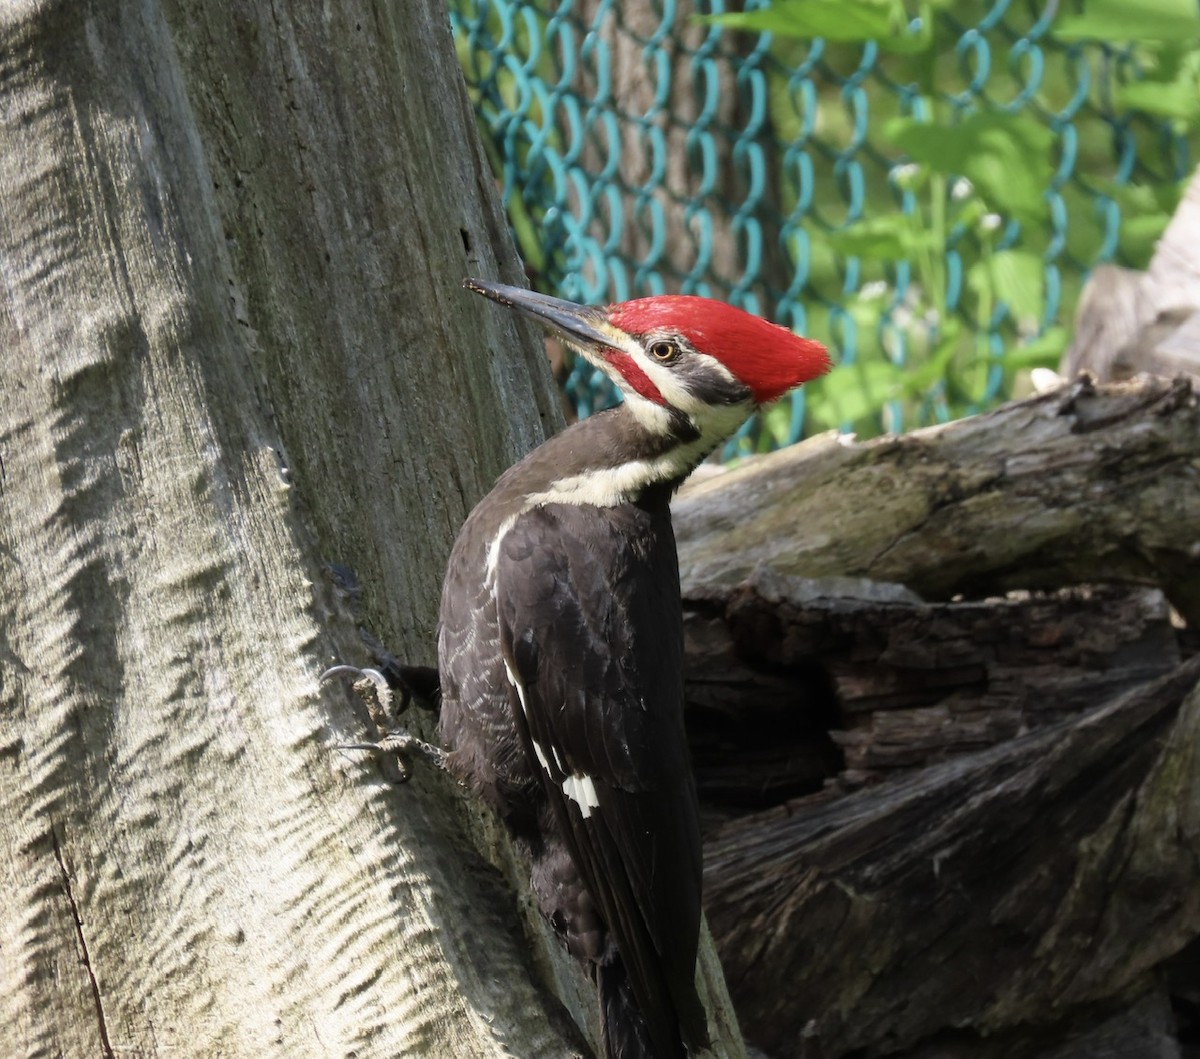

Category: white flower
[1030, 368, 1065, 394]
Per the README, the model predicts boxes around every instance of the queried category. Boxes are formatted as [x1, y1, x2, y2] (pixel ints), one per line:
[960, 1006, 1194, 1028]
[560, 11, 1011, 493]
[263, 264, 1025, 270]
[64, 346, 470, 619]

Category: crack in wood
[51, 824, 114, 1059]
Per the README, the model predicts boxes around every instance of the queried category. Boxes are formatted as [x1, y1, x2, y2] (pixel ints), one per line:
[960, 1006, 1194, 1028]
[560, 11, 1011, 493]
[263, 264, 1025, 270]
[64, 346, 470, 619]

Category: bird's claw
[321, 665, 395, 732]
[335, 732, 449, 782]
[322, 664, 447, 781]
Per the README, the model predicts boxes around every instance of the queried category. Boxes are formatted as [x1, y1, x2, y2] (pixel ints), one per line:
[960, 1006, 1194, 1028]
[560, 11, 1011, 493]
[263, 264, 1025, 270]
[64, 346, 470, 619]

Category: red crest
[608, 297, 830, 404]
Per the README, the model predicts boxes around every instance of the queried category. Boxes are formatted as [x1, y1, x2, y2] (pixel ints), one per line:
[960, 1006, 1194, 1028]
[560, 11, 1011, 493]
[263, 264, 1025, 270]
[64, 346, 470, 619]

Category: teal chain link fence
[451, 0, 1200, 453]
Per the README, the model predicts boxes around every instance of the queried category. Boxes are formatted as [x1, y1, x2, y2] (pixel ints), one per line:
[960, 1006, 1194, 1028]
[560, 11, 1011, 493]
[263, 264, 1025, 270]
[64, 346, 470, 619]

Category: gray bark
[705, 655, 1200, 1058]
[669, 363, 1200, 1055]
[673, 374, 1200, 626]
[0, 2, 743, 1056]
[683, 574, 1182, 822]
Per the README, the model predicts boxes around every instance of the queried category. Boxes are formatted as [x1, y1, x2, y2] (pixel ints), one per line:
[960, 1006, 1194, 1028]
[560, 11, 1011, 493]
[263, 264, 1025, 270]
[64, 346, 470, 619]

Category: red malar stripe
[605, 350, 666, 405]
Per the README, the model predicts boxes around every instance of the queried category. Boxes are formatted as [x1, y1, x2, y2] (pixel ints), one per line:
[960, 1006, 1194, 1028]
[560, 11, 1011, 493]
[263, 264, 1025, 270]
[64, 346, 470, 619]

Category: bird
[336, 279, 829, 1058]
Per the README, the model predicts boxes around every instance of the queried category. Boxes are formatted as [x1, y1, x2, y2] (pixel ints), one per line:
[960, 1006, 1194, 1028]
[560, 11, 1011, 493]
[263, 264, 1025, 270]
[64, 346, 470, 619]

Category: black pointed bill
[464, 278, 613, 352]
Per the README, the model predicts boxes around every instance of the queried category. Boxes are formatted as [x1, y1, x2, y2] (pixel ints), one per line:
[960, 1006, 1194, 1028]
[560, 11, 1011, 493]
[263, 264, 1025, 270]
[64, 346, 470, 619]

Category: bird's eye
[649, 340, 678, 362]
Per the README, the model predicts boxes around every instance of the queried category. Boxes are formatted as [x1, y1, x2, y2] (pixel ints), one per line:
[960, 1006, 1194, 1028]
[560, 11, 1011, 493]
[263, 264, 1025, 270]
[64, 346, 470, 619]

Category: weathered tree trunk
[674, 375, 1200, 625]
[684, 574, 1182, 819]
[0, 2, 744, 1056]
[704, 656, 1200, 1058]
[673, 376, 1200, 1056]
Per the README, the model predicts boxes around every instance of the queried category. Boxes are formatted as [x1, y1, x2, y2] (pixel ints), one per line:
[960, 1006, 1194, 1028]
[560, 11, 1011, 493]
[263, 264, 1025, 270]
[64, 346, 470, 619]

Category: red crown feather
[608, 296, 830, 404]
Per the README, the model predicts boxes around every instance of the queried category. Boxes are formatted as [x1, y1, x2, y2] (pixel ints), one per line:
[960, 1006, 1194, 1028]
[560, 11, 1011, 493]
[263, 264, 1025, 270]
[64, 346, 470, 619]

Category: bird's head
[465, 279, 830, 444]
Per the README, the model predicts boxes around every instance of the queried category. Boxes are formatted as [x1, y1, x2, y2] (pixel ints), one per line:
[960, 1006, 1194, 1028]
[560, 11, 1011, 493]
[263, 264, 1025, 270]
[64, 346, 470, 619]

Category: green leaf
[759, 400, 798, 450]
[1140, 40, 1193, 83]
[805, 359, 907, 426]
[1121, 213, 1172, 266]
[826, 215, 932, 262]
[1088, 175, 1187, 216]
[885, 113, 1052, 223]
[1052, 0, 1200, 43]
[703, 0, 932, 52]
[1001, 328, 1069, 370]
[1116, 78, 1200, 122]
[969, 250, 1045, 321]
[900, 319, 963, 393]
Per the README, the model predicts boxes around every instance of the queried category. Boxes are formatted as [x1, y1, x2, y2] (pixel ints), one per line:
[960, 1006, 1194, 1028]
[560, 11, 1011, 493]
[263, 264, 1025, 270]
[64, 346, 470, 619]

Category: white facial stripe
[568, 332, 698, 421]
[601, 333, 695, 412]
[562, 772, 600, 817]
[597, 333, 752, 446]
[622, 395, 677, 434]
[633, 347, 704, 410]
[619, 335, 738, 410]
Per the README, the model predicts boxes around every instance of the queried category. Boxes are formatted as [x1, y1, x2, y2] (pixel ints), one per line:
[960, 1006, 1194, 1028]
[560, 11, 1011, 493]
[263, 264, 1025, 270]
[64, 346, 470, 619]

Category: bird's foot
[335, 731, 449, 780]
[356, 629, 442, 714]
[376, 660, 441, 712]
[321, 664, 447, 781]
[321, 665, 396, 733]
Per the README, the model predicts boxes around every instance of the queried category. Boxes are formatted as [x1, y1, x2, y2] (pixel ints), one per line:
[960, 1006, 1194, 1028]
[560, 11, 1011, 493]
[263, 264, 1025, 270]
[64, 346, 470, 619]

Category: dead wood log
[900, 986, 1183, 1059]
[683, 572, 1182, 823]
[702, 655, 1200, 1059]
[672, 375, 1200, 627]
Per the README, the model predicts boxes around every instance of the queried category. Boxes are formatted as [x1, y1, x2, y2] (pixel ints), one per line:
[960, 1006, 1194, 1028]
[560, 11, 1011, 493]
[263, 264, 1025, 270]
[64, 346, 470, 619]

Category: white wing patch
[505, 660, 569, 779]
[503, 659, 528, 717]
[562, 773, 600, 818]
[490, 486, 630, 826]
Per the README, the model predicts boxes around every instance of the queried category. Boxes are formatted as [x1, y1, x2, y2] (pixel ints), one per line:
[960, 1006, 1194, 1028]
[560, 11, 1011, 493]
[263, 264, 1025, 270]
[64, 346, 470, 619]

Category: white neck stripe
[523, 444, 700, 509]
[483, 440, 704, 586]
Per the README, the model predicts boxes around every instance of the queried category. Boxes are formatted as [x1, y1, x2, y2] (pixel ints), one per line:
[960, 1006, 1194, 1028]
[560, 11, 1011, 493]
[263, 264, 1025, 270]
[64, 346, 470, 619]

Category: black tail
[597, 959, 687, 1059]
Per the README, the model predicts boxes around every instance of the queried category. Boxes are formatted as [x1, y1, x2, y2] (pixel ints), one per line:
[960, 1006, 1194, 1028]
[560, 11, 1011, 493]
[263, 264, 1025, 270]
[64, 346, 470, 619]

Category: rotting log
[673, 375, 1200, 626]
[683, 571, 1182, 823]
[704, 656, 1200, 1059]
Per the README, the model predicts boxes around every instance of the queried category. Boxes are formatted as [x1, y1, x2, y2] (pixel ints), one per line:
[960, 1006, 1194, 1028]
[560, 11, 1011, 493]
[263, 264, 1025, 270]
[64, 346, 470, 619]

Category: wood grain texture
[673, 375, 1200, 626]
[705, 657, 1200, 1058]
[0, 2, 753, 1057]
[683, 574, 1181, 820]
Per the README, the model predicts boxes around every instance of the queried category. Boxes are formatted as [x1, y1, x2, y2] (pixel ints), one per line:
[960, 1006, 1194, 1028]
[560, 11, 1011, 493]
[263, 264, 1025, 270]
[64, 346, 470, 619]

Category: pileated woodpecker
[344, 281, 828, 1058]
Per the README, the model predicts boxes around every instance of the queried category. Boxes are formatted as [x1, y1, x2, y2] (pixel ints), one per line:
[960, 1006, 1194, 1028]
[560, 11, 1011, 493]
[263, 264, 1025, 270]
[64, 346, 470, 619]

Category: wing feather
[494, 503, 707, 1054]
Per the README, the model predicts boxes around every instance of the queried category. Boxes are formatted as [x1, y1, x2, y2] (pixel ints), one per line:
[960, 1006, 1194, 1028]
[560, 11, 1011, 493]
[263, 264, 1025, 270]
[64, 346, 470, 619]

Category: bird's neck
[473, 406, 728, 586]
[517, 403, 722, 510]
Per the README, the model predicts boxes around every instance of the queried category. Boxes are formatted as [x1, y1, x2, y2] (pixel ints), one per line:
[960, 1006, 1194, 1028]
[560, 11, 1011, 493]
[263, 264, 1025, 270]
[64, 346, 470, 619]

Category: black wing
[494, 502, 707, 1055]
